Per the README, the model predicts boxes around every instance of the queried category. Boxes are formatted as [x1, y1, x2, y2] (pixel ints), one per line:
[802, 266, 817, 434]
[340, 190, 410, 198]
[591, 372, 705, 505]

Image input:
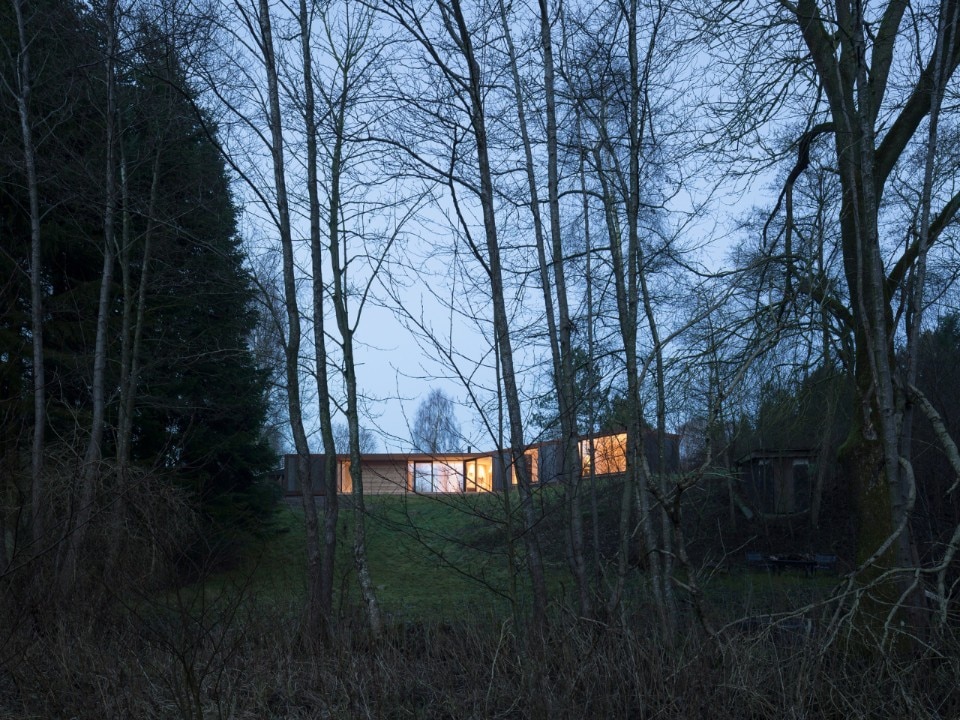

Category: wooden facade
[282, 430, 681, 497]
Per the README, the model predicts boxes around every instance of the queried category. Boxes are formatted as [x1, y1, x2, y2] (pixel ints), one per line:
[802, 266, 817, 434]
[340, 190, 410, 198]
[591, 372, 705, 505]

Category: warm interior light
[465, 456, 493, 492]
[580, 433, 627, 476]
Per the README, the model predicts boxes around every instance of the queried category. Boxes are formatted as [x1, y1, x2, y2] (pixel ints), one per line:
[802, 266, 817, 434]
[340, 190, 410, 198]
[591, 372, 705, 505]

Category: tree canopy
[0, 0, 277, 577]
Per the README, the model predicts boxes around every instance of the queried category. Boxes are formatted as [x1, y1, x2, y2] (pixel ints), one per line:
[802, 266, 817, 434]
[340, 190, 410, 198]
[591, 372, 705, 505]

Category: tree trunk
[460, 0, 550, 627]
[330, 232, 382, 638]
[12, 0, 46, 549]
[498, 0, 588, 617]
[60, 0, 120, 591]
[594, 145, 669, 629]
[789, 1, 960, 621]
[255, 0, 320, 642]
[117, 151, 158, 487]
[297, 0, 337, 644]
[539, 0, 589, 619]
[580, 127, 603, 591]
[319, 11, 384, 636]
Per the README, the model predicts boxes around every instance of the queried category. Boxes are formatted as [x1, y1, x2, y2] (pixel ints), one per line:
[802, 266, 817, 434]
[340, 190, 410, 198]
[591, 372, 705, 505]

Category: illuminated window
[510, 448, 539, 485]
[580, 433, 627, 476]
[410, 461, 433, 492]
[465, 457, 493, 492]
[408, 461, 464, 492]
[339, 461, 352, 493]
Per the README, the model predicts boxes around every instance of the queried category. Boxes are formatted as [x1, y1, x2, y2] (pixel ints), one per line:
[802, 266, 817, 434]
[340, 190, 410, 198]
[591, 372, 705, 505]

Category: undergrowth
[3, 496, 957, 718]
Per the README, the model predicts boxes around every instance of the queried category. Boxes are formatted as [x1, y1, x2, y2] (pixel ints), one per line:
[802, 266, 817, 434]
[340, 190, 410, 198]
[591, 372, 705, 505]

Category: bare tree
[4, 0, 45, 547]
[567, 0, 677, 629]
[60, 0, 121, 591]
[377, 0, 550, 627]
[496, 0, 590, 617]
[333, 422, 379, 454]
[411, 388, 462, 453]
[225, 0, 323, 641]
[706, 0, 960, 625]
[295, 0, 340, 642]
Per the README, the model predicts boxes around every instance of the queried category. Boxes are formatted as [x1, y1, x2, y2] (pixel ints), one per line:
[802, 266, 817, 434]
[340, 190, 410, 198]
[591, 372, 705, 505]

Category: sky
[219, 0, 781, 456]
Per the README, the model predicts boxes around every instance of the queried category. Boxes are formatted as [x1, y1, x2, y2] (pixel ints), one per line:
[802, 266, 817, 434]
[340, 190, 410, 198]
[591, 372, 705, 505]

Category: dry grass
[3, 491, 959, 718]
[3, 580, 959, 719]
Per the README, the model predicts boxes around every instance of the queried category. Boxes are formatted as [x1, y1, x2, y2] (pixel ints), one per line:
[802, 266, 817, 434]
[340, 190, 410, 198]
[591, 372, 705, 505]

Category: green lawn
[209, 492, 840, 624]
[349, 493, 520, 618]
[222, 494, 526, 619]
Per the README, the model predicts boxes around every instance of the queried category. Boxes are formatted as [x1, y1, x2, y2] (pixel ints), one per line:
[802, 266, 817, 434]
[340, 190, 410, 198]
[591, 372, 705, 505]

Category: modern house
[281, 430, 680, 496]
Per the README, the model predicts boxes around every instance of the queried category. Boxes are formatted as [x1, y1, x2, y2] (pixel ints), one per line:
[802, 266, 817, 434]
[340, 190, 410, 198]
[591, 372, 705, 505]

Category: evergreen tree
[121, 35, 278, 525]
[0, 0, 277, 559]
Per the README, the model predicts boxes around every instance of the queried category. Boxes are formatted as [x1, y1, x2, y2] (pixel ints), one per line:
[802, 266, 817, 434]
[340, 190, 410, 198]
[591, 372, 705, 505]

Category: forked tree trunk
[378, 0, 549, 625]
[254, 0, 321, 642]
[593, 146, 670, 630]
[329, 202, 382, 638]
[787, 3, 960, 633]
[106, 145, 146, 575]
[326, 72, 383, 641]
[498, 0, 589, 617]
[60, 0, 120, 591]
[296, 0, 337, 643]
[451, 0, 550, 628]
[117, 151, 158, 488]
[538, 0, 589, 619]
[576, 112, 603, 589]
[581, 0, 675, 631]
[314, 6, 386, 637]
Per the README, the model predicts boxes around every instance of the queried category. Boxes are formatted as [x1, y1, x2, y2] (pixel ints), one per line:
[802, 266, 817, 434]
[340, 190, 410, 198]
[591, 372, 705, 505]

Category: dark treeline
[0, 0, 276, 591]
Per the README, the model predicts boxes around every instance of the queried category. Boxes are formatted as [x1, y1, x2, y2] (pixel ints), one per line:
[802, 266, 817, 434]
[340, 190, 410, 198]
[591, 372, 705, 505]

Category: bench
[768, 555, 817, 575]
[745, 551, 837, 575]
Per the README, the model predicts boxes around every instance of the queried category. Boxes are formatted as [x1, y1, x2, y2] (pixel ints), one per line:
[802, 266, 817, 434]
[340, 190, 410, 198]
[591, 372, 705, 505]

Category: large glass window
[410, 460, 465, 492]
[412, 461, 434, 492]
[434, 461, 462, 492]
[465, 457, 493, 492]
[509, 449, 539, 486]
[580, 433, 627, 476]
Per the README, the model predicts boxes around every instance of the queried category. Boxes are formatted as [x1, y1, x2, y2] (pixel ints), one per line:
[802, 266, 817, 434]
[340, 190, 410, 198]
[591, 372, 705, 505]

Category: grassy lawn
[205, 492, 841, 625]
[350, 493, 520, 618]
[213, 493, 524, 620]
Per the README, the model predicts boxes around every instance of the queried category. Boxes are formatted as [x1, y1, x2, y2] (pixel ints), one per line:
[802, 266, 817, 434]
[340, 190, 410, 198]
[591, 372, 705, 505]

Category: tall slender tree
[6, 0, 45, 547]
[378, 0, 550, 627]
[59, 0, 120, 591]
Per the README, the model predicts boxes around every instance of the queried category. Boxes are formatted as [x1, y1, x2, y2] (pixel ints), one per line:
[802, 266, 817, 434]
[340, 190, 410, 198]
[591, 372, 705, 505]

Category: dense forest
[3, 0, 960, 716]
[0, 0, 278, 577]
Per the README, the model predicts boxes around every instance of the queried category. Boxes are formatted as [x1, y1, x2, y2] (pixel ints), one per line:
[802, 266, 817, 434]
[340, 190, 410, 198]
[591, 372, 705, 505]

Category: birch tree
[315, 1, 391, 637]
[202, 0, 410, 639]
[411, 388, 462, 453]
[376, 0, 550, 626]
[5, 0, 46, 547]
[496, 0, 590, 616]
[204, 0, 326, 638]
[295, 0, 340, 641]
[565, 0, 678, 628]
[59, 0, 121, 591]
